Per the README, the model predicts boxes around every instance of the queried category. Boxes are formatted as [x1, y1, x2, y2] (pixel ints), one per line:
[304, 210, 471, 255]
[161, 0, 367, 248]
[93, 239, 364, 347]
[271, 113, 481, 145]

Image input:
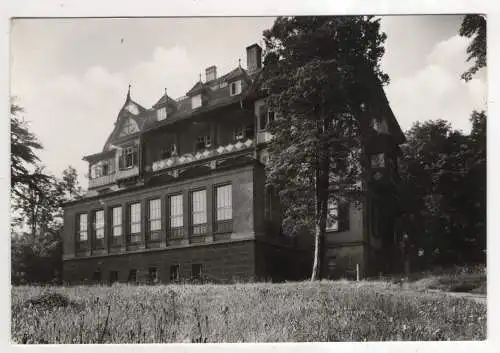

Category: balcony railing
[152, 138, 254, 173]
[214, 220, 233, 233]
[116, 166, 139, 180]
[88, 173, 116, 189]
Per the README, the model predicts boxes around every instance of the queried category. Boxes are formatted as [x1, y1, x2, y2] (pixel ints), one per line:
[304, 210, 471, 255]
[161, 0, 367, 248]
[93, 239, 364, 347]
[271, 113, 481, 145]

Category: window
[258, 106, 274, 130]
[157, 107, 167, 121]
[93, 270, 102, 283]
[371, 118, 389, 134]
[191, 94, 202, 109]
[129, 203, 141, 242]
[191, 189, 207, 235]
[326, 199, 339, 231]
[119, 145, 138, 169]
[192, 264, 202, 281]
[109, 271, 118, 284]
[229, 80, 242, 96]
[148, 199, 161, 241]
[195, 135, 211, 150]
[128, 269, 137, 283]
[77, 213, 88, 241]
[371, 153, 385, 169]
[326, 199, 350, 232]
[265, 187, 273, 220]
[233, 124, 254, 141]
[169, 194, 183, 238]
[149, 267, 159, 284]
[112, 206, 122, 237]
[94, 210, 104, 239]
[215, 184, 232, 233]
[170, 264, 180, 282]
[160, 144, 176, 159]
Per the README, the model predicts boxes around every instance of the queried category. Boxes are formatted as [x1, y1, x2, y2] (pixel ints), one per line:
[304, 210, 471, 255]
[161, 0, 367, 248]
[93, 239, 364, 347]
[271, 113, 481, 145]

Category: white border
[1, 1, 498, 353]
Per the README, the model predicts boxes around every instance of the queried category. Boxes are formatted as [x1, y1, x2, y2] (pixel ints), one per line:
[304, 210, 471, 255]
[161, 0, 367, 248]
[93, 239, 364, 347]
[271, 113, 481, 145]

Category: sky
[10, 16, 487, 188]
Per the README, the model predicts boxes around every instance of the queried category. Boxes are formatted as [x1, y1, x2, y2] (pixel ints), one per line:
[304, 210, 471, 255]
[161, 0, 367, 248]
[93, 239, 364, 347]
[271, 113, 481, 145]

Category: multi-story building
[62, 43, 405, 284]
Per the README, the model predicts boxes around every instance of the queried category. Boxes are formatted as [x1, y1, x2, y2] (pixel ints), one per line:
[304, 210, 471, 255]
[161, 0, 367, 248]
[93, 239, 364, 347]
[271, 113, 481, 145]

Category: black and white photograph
[7, 9, 488, 345]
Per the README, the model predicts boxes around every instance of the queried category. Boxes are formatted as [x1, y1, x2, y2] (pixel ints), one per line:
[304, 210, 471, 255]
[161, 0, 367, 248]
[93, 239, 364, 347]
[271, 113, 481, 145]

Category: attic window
[371, 153, 385, 169]
[192, 94, 202, 109]
[371, 118, 389, 134]
[157, 107, 167, 121]
[229, 80, 242, 96]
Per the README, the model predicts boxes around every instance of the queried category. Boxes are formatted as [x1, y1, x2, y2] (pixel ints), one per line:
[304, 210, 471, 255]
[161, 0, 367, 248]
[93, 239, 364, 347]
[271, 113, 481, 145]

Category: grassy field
[11, 280, 486, 343]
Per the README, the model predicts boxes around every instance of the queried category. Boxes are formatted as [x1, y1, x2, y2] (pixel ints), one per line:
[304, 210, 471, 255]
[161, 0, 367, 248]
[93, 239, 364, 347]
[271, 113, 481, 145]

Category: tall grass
[11, 281, 486, 343]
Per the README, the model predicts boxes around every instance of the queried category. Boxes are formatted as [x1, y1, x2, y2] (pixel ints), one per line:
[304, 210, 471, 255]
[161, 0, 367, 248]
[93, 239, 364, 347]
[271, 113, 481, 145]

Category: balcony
[88, 173, 116, 189]
[116, 166, 139, 180]
[152, 138, 254, 173]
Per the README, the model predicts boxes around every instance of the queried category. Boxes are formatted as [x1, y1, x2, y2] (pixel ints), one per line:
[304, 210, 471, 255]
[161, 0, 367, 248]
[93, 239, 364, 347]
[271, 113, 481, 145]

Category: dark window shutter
[132, 145, 138, 166]
[339, 202, 350, 232]
[259, 105, 267, 130]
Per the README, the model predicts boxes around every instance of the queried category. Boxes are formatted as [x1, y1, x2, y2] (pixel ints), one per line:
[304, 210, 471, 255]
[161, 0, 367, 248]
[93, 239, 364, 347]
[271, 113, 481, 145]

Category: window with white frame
[258, 105, 275, 130]
[149, 199, 161, 240]
[157, 107, 167, 121]
[78, 213, 88, 241]
[216, 184, 232, 221]
[229, 80, 242, 96]
[112, 206, 122, 237]
[326, 199, 339, 231]
[191, 190, 207, 235]
[170, 194, 183, 234]
[191, 94, 202, 109]
[94, 210, 104, 239]
[195, 135, 211, 150]
[119, 145, 138, 169]
[129, 203, 141, 238]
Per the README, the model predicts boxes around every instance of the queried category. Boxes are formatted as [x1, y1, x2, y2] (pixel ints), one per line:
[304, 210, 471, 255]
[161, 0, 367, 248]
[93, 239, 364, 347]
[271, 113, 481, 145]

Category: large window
[148, 199, 161, 241]
[259, 105, 275, 130]
[112, 206, 122, 237]
[215, 184, 232, 233]
[232, 124, 254, 141]
[129, 202, 141, 242]
[77, 213, 88, 241]
[119, 145, 138, 169]
[169, 194, 183, 238]
[191, 189, 207, 235]
[170, 264, 180, 282]
[94, 210, 105, 239]
[192, 264, 202, 281]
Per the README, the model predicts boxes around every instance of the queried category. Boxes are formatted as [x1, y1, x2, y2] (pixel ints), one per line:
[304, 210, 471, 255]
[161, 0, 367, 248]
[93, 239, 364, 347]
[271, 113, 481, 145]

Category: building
[62, 43, 405, 284]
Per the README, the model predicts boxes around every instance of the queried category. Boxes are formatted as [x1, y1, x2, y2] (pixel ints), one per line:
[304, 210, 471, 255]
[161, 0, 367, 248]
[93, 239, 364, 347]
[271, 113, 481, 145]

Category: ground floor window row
[76, 184, 233, 248]
[90, 263, 204, 284]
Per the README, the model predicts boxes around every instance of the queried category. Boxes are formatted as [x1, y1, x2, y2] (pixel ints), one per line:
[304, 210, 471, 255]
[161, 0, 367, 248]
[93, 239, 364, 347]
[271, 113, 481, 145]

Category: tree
[262, 16, 389, 280]
[399, 119, 486, 266]
[10, 102, 50, 198]
[460, 15, 486, 81]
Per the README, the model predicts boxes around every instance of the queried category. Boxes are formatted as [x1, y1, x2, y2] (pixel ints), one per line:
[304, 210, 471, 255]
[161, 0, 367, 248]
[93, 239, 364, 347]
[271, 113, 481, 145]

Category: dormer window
[191, 94, 202, 109]
[229, 80, 242, 96]
[157, 107, 167, 121]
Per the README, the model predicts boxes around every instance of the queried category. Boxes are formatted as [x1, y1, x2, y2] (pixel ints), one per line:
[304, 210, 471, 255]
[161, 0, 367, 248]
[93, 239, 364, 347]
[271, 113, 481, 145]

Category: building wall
[63, 240, 256, 284]
[63, 164, 257, 260]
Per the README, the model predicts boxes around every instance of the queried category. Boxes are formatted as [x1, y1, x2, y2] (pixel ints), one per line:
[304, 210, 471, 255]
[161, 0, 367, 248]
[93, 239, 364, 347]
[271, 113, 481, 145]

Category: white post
[356, 264, 360, 281]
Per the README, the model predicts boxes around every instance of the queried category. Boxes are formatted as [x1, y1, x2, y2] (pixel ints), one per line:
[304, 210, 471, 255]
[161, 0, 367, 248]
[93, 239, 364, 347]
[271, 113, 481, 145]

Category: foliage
[459, 15, 486, 81]
[10, 102, 50, 199]
[398, 116, 486, 266]
[11, 281, 485, 343]
[262, 16, 389, 279]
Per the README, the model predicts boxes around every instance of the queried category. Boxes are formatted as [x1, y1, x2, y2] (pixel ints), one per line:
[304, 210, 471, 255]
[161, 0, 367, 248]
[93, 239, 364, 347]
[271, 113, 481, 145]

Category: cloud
[14, 45, 198, 187]
[384, 34, 487, 134]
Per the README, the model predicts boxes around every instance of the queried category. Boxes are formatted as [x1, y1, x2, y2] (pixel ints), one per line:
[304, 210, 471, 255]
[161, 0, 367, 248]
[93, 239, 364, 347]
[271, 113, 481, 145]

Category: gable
[118, 117, 140, 137]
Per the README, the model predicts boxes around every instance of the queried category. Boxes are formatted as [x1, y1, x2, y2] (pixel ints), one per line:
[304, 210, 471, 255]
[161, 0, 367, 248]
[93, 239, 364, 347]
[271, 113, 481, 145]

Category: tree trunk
[311, 222, 321, 281]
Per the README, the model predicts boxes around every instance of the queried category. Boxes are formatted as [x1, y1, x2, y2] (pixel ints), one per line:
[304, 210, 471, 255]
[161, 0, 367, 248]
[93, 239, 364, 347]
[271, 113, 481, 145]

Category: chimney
[246, 44, 262, 73]
[205, 66, 217, 82]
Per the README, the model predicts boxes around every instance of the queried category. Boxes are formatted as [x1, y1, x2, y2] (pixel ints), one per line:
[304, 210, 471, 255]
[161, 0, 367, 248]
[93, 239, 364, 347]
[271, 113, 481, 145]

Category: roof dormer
[152, 88, 177, 122]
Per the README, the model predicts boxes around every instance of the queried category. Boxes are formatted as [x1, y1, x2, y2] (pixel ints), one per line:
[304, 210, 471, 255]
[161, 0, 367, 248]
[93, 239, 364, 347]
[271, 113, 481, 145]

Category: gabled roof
[186, 80, 206, 96]
[152, 92, 177, 109]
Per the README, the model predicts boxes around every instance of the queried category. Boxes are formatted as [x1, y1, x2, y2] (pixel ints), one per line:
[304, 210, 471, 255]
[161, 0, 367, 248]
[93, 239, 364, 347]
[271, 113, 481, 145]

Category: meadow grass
[11, 280, 486, 343]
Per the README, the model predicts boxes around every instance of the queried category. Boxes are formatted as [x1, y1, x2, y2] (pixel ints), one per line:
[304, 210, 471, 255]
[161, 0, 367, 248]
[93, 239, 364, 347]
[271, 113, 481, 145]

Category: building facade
[62, 43, 405, 284]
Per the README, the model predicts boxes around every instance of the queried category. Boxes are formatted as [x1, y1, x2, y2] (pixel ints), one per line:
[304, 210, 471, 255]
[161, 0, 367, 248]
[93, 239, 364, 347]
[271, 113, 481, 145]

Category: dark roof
[152, 92, 177, 109]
